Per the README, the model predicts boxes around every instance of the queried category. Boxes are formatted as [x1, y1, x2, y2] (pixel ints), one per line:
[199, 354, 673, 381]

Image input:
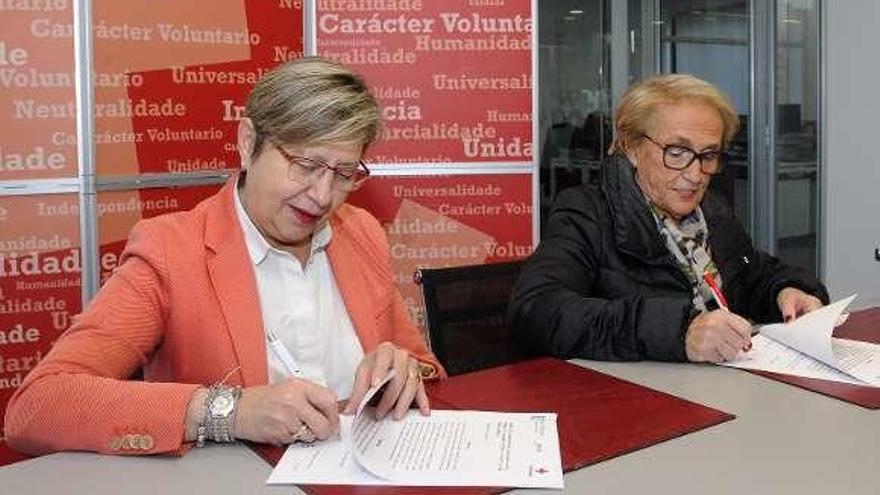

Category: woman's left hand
[344, 341, 430, 420]
[777, 287, 824, 322]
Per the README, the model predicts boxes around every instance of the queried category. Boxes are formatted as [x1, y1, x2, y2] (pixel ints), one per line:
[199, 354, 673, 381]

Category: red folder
[251, 357, 733, 494]
[0, 441, 32, 468]
[748, 307, 880, 409]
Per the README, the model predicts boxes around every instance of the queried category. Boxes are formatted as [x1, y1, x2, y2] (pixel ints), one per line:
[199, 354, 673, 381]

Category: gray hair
[245, 56, 381, 156]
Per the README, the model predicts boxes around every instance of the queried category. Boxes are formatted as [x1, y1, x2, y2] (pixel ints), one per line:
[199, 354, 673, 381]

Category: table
[1, 359, 878, 495]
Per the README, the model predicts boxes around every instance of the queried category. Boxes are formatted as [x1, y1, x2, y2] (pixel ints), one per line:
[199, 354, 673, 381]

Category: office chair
[415, 260, 531, 376]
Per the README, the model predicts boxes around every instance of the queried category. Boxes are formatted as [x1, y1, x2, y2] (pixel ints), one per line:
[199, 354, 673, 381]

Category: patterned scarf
[648, 204, 723, 313]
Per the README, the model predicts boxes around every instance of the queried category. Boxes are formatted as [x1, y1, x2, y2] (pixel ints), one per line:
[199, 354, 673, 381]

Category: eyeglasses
[642, 134, 725, 175]
[268, 139, 370, 191]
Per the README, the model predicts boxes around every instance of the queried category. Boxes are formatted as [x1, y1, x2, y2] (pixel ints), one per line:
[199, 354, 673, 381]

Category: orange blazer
[4, 179, 444, 456]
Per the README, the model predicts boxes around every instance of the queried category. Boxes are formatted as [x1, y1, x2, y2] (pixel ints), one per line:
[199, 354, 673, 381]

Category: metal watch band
[207, 386, 241, 444]
[195, 385, 220, 448]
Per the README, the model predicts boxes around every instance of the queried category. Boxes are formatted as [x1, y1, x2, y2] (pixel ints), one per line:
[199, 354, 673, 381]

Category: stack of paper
[266, 371, 564, 489]
[721, 295, 880, 387]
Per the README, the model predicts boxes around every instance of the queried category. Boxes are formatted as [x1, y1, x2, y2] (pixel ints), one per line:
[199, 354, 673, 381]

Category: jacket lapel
[204, 179, 268, 387]
[327, 208, 382, 352]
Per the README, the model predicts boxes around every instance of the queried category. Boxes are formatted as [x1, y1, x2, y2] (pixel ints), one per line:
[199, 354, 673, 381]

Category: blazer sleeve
[4, 221, 200, 456]
[508, 196, 691, 362]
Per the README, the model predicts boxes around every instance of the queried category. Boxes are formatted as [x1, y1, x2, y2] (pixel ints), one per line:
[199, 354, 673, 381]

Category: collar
[233, 185, 332, 265]
[602, 155, 674, 264]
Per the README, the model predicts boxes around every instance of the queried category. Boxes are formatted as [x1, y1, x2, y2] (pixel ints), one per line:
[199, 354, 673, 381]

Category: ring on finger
[290, 424, 316, 444]
[408, 367, 421, 382]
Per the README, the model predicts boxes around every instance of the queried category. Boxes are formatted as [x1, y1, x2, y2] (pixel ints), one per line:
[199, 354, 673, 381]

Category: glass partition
[775, 0, 820, 275]
[538, 0, 612, 226]
[657, 0, 752, 229]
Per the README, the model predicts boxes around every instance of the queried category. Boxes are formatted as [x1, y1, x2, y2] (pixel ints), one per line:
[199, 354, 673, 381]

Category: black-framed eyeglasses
[642, 134, 725, 175]
[268, 139, 371, 191]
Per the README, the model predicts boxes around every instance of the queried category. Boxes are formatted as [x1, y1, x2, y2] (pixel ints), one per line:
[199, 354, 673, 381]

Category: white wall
[823, 0, 880, 309]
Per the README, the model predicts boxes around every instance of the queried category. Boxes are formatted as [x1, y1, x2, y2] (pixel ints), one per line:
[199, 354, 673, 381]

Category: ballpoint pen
[702, 272, 729, 311]
[266, 328, 303, 377]
[702, 272, 751, 351]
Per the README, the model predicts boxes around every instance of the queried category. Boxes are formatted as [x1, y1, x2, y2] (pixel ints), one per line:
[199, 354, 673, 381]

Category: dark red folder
[251, 357, 733, 494]
[0, 441, 32, 468]
[749, 307, 880, 409]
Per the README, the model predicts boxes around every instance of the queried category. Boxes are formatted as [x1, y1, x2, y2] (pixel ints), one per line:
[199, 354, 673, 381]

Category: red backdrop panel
[0, 194, 81, 437]
[0, 4, 76, 180]
[347, 174, 533, 329]
[103, 0, 304, 175]
[97, 185, 223, 283]
[317, 0, 533, 165]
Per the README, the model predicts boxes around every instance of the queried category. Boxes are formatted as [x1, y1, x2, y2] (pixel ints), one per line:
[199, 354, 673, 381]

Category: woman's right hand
[234, 378, 339, 445]
[685, 310, 753, 362]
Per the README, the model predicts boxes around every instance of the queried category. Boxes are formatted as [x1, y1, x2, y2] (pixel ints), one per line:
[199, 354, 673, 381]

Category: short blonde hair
[609, 74, 739, 155]
[246, 57, 380, 156]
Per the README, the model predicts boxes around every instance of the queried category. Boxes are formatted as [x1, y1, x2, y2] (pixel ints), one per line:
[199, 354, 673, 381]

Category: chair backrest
[415, 260, 530, 376]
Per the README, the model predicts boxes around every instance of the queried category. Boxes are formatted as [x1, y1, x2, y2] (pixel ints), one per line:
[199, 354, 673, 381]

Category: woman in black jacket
[510, 74, 828, 363]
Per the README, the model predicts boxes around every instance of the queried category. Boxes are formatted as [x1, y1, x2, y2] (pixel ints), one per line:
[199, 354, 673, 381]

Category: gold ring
[408, 368, 421, 382]
[290, 424, 316, 443]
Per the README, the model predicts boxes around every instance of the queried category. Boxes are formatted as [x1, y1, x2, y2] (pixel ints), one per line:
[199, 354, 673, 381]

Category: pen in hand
[702, 273, 729, 311]
[702, 273, 751, 352]
[266, 328, 303, 377]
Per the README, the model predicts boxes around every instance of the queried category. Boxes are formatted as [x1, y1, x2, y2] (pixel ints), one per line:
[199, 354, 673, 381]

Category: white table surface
[2, 359, 878, 495]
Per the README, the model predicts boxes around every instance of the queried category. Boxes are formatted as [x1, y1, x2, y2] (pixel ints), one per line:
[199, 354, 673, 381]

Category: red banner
[347, 174, 533, 328]
[317, 0, 533, 165]
[102, 0, 303, 175]
[0, 2, 76, 180]
[97, 186, 222, 283]
[0, 194, 81, 436]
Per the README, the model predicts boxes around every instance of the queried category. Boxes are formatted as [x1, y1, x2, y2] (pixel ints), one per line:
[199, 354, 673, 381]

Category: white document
[266, 372, 564, 489]
[725, 334, 870, 386]
[721, 295, 880, 387]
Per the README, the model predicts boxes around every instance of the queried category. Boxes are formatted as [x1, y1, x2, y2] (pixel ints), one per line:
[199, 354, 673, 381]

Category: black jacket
[509, 156, 829, 361]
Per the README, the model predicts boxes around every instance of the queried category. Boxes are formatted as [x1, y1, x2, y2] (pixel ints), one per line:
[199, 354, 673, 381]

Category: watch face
[211, 391, 235, 417]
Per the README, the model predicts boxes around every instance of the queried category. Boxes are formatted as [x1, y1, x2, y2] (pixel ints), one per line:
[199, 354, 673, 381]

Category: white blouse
[233, 189, 364, 398]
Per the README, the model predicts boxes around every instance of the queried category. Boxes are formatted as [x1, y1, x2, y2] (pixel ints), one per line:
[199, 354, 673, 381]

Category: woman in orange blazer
[4, 57, 445, 456]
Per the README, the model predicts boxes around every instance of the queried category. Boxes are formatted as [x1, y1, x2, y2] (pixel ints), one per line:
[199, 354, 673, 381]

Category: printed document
[266, 372, 564, 488]
[721, 295, 880, 387]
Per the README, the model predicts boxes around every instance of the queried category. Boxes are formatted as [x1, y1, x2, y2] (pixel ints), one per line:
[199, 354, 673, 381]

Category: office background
[1, 0, 878, 465]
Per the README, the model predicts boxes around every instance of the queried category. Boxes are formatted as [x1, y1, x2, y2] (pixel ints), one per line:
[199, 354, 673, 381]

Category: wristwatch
[206, 385, 241, 443]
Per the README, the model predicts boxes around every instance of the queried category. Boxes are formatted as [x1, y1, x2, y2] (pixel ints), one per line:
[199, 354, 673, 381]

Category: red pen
[703, 273, 751, 351]
[702, 273, 729, 311]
